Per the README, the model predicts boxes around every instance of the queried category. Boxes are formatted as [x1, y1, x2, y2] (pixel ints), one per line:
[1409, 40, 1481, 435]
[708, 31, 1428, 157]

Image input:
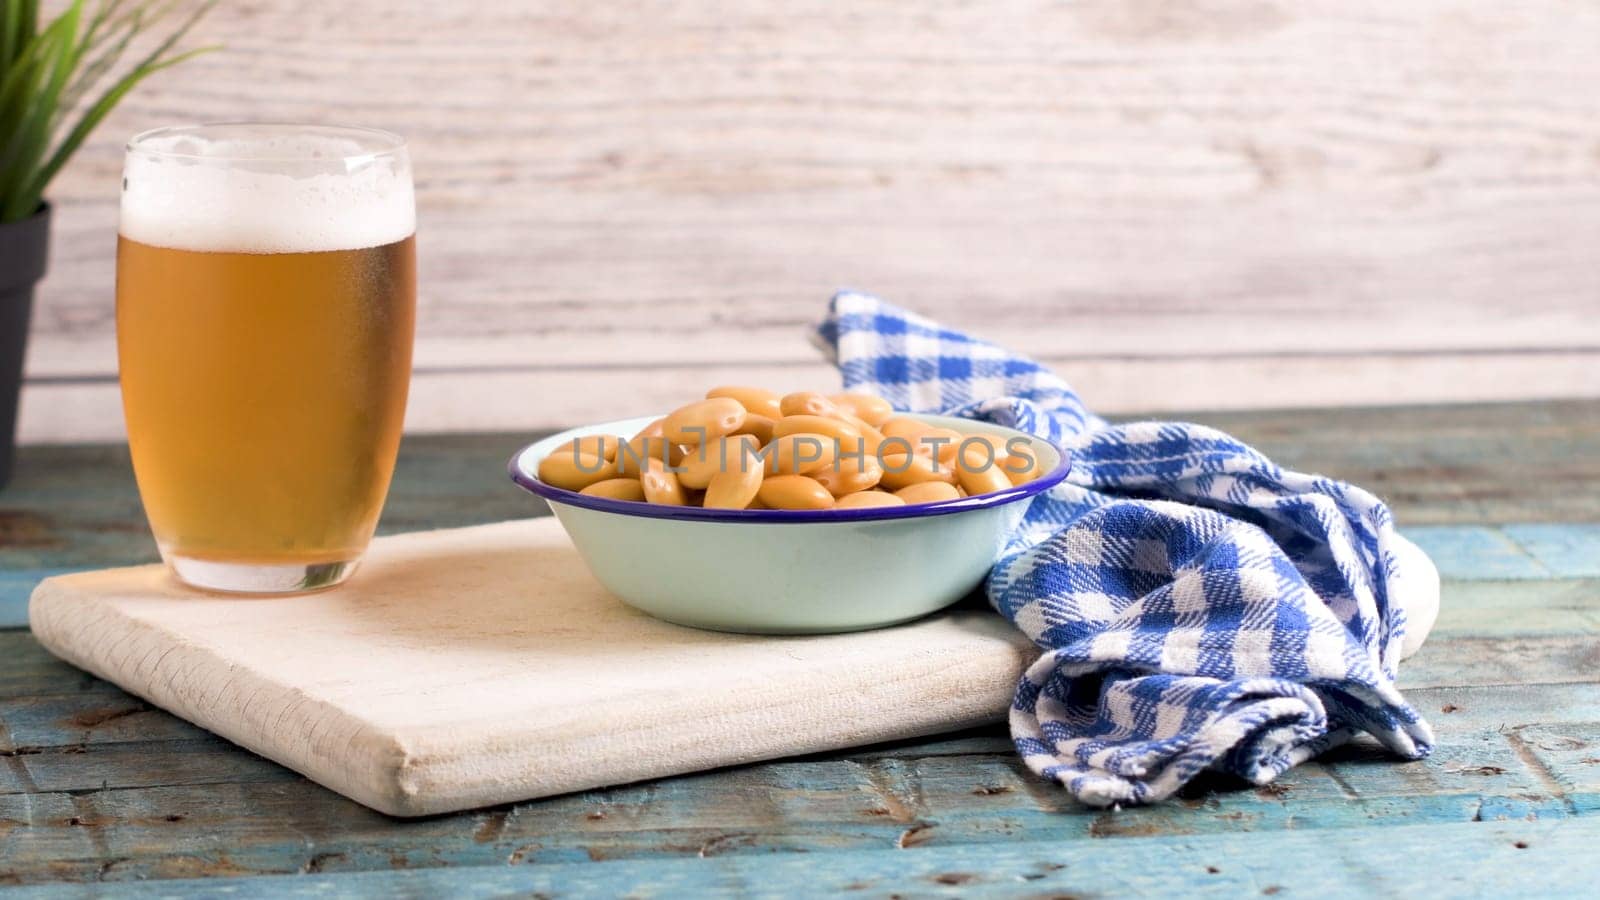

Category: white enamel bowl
[509, 413, 1070, 634]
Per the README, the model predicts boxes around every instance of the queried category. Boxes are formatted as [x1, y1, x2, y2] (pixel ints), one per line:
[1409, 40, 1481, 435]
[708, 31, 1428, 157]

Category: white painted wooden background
[20, 0, 1600, 443]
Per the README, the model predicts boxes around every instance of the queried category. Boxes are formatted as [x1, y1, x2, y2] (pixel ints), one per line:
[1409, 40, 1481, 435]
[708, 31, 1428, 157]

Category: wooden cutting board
[28, 518, 1033, 817]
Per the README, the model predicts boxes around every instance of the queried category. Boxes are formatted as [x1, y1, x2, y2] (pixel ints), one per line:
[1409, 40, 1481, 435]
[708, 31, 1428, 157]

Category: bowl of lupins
[509, 387, 1070, 633]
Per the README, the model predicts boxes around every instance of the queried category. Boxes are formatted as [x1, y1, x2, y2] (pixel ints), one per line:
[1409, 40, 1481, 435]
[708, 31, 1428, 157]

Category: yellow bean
[662, 397, 746, 445]
[537, 450, 616, 492]
[771, 414, 862, 444]
[894, 481, 962, 504]
[947, 434, 997, 465]
[837, 414, 887, 456]
[812, 454, 883, 496]
[553, 434, 626, 462]
[829, 393, 894, 427]
[734, 413, 777, 445]
[546, 389, 1046, 512]
[964, 432, 1008, 453]
[759, 433, 838, 476]
[757, 475, 835, 510]
[882, 416, 935, 441]
[834, 490, 905, 510]
[704, 458, 765, 509]
[945, 432, 1043, 486]
[640, 459, 688, 506]
[677, 434, 760, 490]
[580, 478, 647, 502]
[956, 444, 1013, 497]
[914, 427, 966, 464]
[615, 436, 689, 475]
[877, 451, 957, 490]
[706, 385, 782, 419]
[779, 391, 838, 418]
[1000, 440, 1043, 485]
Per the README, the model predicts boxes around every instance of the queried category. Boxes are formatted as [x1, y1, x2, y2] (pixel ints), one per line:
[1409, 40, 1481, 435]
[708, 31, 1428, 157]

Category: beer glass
[116, 124, 416, 593]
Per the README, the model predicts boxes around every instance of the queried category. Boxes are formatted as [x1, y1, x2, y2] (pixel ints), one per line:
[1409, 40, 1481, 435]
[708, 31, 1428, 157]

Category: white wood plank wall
[19, 0, 1600, 442]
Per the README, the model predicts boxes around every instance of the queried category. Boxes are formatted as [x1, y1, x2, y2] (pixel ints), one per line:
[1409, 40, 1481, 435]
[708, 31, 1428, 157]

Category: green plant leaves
[0, 0, 216, 222]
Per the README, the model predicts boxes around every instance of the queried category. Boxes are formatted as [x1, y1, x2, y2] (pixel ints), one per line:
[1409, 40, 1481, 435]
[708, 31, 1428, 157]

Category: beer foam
[120, 131, 415, 254]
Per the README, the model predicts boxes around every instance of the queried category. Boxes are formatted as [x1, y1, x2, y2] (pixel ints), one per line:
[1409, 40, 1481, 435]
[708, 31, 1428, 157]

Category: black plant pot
[0, 203, 50, 491]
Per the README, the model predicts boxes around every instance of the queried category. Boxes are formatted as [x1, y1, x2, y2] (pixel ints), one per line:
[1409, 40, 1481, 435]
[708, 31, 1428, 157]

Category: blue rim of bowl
[506, 423, 1072, 523]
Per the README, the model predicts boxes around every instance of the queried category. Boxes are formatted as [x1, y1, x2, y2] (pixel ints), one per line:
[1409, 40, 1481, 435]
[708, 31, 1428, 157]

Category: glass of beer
[116, 124, 416, 593]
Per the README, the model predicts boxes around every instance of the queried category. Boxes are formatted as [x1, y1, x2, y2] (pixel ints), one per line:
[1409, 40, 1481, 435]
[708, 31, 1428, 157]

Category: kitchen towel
[813, 291, 1437, 806]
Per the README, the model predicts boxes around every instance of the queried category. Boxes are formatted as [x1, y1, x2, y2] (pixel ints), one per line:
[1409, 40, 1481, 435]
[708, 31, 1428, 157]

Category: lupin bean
[832, 415, 888, 459]
[678, 435, 760, 490]
[535, 386, 1046, 511]
[640, 458, 688, 506]
[706, 386, 783, 419]
[876, 451, 957, 491]
[758, 475, 835, 510]
[537, 450, 616, 492]
[580, 478, 648, 501]
[704, 459, 765, 509]
[881, 416, 935, 441]
[956, 444, 1013, 497]
[662, 398, 747, 444]
[616, 436, 690, 475]
[771, 414, 863, 445]
[1001, 442, 1043, 485]
[829, 393, 894, 428]
[761, 433, 838, 476]
[835, 491, 905, 509]
[553, 434, 625, 462]
[894, 482, 962, 505]
[779, 391, 837, 418]
[812, 454, 883, 496]
[915, 427, 966, 464]
[735, 413, 777, 445]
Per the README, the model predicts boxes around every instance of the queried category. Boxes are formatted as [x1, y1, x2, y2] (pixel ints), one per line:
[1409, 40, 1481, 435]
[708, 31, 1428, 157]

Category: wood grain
[26, 519, 1037, 816]
[5, 400, 1597, 625]
[10, 819, 1597, 898]
[3, 656, 1596, 882]
[3, 399, 1597, 889]
[17, 0, 1600, 440]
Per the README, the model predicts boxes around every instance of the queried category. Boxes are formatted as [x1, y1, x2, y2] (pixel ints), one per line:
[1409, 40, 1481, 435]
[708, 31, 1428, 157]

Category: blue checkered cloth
[813, 291, 1436, 806]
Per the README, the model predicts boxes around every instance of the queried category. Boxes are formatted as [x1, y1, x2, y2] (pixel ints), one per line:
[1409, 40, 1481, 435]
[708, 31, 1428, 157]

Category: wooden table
[3, 401, 1598, 896]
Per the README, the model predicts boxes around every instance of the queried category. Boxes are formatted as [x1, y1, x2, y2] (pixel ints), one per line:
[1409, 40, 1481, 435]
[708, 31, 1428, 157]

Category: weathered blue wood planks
[6, 818, 1596, 899]
[7, 521, 1596, 627]
[1501, 523, 1600, 578]
[1, 600, 1595, 880]
[0, 569, 76, 629]
[1, 400, 1596, 892]
[2, 401, 1596, 617]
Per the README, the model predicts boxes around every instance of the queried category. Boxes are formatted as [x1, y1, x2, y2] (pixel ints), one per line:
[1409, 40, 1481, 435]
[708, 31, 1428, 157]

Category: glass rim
[125, 122, 407, 162]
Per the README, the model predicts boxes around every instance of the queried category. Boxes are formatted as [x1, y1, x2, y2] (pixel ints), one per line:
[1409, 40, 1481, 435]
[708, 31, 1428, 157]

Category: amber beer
[116, 124, 416, 593]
